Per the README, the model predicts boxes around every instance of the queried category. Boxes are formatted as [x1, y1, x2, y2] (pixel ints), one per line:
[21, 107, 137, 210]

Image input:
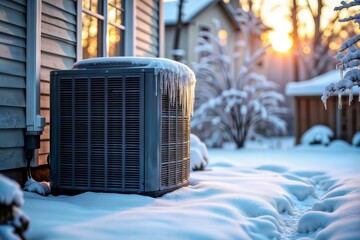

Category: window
[199, 25, 210, 42]
[199, 25, 211, 59]
[82, 0, 125, 59]
[218, 29, 227, 46]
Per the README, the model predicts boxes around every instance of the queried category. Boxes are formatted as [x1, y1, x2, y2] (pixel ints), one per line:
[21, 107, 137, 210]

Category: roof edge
[165, 0, 240, 31]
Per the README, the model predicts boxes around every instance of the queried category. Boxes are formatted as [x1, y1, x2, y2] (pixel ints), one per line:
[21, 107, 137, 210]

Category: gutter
[26, 0, 46, 167]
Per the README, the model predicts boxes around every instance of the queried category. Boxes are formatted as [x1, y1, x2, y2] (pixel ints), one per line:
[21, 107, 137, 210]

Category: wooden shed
[0, 0, 164, 183]
[286, 70, 360, 144]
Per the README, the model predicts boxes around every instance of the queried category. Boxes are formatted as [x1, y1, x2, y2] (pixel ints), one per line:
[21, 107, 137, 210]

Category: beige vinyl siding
[39, 0, 77, 164]
[136, 0, 160, 57]
[0, 0, 27, 170]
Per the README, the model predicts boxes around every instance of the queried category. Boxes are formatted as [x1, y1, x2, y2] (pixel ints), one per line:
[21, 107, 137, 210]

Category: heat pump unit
[50, 57, 196, 196]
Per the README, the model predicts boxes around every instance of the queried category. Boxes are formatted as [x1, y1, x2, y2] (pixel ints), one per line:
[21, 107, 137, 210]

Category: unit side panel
[144, 73, 161, 191]
[160, 87, 190, 190]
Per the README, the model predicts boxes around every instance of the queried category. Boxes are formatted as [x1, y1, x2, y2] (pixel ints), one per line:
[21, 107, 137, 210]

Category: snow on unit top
[72, 57, 197, 116]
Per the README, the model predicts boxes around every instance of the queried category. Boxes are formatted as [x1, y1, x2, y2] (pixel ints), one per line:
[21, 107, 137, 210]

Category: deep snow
[21, 142, 360, 240]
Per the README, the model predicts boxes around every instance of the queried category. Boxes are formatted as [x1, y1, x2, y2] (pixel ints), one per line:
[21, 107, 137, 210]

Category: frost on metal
[73, 57, 196, 116]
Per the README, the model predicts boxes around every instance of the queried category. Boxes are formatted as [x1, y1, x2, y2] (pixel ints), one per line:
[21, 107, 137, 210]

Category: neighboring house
[164, 0, 240, 65]
[286, 70, 360, 144]
[0, 0, 163, 183]
[264, 51, 296, 135]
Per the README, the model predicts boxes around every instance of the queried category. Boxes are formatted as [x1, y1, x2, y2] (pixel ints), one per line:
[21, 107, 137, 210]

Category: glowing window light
[218, 29, 228, 46]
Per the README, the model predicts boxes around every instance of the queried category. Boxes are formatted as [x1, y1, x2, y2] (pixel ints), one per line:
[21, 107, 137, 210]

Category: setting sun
[268, 31, 293, 53]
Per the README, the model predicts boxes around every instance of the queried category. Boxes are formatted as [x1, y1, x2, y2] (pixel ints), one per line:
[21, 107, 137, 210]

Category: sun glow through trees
[268, 31, 293, 54]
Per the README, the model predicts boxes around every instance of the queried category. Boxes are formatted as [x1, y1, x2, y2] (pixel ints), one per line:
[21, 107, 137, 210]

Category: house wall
[0, 0, 163, 181]
[39, 0, 162, 165]
[294, 96, 360, 144]
[0, 0, 27, 170]
[39, 0, 78, 165]
[164, 2, 235, 65]
[135, 0, 161, 57]
[164, 24, 189, 63]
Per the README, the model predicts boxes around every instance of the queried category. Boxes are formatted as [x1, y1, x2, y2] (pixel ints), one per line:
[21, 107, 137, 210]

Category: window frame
[77, 0, 135, 60]
[198, 24, 211, 60]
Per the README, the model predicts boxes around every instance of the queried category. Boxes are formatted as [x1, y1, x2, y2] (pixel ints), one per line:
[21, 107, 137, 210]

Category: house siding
[1, 0, 162, 176]
[39, 0, 77, 164]
[136, 0, 160, 57]
[164, 2, 237, 65]
[0, 0, 27, 170]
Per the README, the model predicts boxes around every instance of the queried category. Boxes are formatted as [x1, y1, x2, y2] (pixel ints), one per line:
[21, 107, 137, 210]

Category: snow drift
[21, 146, 360, 240]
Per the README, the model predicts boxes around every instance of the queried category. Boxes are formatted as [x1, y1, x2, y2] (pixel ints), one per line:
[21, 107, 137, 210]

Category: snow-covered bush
[190, 134, 209, 171]
[0, 174, 29, 240]
[352, 131, 360, 146]
[191, 10, 287, 148]
[300, 125, 334, 146]
[23, 177, 51, 196]
[328, 139, 353, 149]
[322, 0, 360, 108]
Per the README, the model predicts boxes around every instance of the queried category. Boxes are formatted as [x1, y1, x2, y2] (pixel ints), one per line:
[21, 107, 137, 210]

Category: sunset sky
[165, 0, 347, 53]
[255, 0, 339, 53]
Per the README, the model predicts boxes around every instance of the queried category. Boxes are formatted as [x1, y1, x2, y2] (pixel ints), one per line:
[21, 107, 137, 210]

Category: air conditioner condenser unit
[50, 57, 196, 196]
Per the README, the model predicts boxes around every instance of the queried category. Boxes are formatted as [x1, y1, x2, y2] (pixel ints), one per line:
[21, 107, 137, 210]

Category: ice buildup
[73, 57, 196, 116]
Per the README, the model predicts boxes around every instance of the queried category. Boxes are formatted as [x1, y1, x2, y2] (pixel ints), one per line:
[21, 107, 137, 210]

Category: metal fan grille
[161, 91, 190, 188]
[57, 75, 143, 192]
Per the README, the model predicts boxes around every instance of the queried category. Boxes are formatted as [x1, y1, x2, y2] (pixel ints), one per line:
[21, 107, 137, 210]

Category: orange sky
[165, 0, 352, 54]
[254, 0, 340, 53]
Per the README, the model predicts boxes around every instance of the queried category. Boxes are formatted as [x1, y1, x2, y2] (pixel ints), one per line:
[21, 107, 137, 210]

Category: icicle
[349, 88, 353, 105]
[155, 60, 196, 117]
[321, 95, 328, 110]
[160, 72, 164, 94]
[155, 73, 158, 96]
[338, 93, 342, 109]
[340, 68, 344, 79]
[73, 57, 196, 116]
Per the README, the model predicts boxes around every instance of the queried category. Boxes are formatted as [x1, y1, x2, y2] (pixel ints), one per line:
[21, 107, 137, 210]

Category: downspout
[76, 0, 83, 61]
[159, 0, 165, 58]
[102, 0, 108, 57]
[26, 0, 46, 174]
[124, 0, 136, 56]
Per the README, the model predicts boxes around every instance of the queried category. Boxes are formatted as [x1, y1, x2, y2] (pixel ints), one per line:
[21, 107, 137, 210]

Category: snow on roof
[164, 0, 213, 25]
[164, 0, 220, 25]
[285, 70, 359, 96]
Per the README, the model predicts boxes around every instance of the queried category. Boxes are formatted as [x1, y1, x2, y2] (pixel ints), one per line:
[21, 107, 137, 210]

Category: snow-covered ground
[22, 140, 360, 240]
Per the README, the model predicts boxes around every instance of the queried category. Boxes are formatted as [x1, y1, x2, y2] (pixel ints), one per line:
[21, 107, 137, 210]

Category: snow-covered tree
[191, 9, 287, 148]
[291, 0, 355, 81]
[322, 1, 360, 108]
